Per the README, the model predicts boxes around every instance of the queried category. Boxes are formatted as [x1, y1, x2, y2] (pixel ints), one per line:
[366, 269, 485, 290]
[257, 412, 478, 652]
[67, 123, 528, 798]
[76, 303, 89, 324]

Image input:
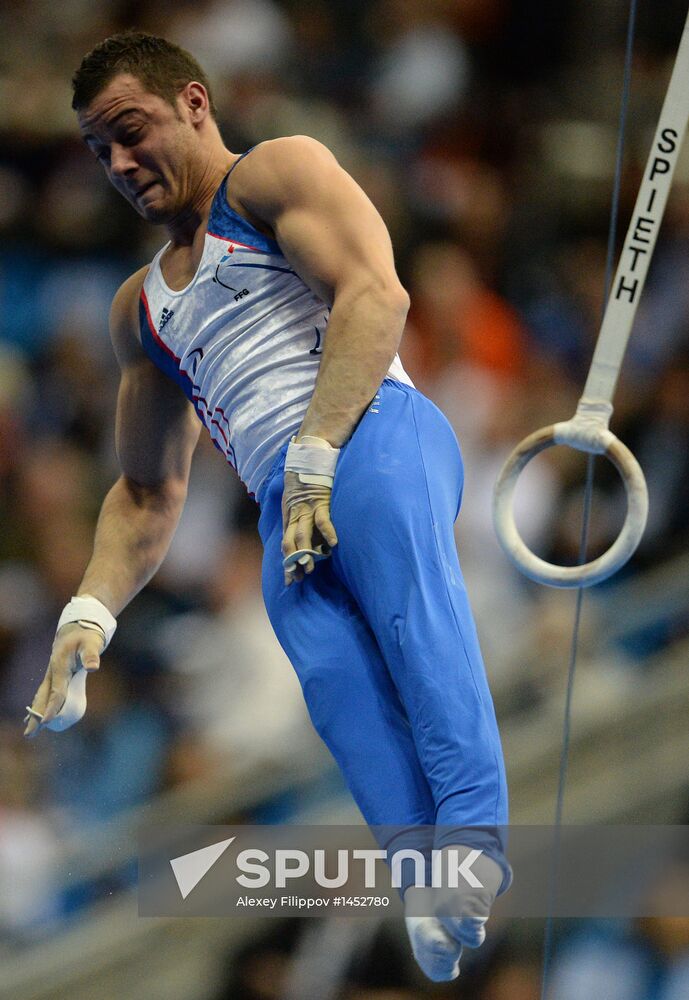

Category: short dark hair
[72, 31, 217, 118]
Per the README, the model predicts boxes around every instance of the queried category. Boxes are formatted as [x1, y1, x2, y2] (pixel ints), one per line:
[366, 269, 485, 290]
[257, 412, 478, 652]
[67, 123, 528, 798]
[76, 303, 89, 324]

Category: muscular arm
[232, 136, 409, 582]
[25, 270, 200, 733]
[237, 136, 410, 447]
[79, 269, 201, 614]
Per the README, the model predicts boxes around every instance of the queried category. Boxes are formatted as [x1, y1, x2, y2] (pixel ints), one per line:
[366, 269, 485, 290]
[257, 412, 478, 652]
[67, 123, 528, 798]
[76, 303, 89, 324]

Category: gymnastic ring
[492, 423, 649, 588]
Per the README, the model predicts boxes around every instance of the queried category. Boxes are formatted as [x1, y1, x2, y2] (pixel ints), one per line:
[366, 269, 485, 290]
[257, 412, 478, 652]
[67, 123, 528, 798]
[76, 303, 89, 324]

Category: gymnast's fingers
[75, 630, 104, 673]
[23, 670, 52, 738]
[293, 512, 316, 574]
[35, 625, 87, 726]
[282, 508, 311, 584]
[40, 652, 74, 726]
[314, 502, 338, 549]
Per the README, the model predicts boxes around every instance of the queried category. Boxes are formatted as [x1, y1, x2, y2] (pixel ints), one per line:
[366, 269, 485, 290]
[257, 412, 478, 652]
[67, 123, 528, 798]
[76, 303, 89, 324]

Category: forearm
[77, 475, 187, 616]
[298, 284, 409, 447]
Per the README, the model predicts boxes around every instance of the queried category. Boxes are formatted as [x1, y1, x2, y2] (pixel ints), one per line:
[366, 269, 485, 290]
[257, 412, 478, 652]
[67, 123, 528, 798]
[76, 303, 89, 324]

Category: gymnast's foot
[404, 912, 462, 982]
[435, 848, 503, 948]
[404, 847, 505, 981]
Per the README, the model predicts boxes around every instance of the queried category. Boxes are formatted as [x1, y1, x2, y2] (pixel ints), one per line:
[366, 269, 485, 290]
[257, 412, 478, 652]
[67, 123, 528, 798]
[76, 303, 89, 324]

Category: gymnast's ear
[178, 81, 210, 125]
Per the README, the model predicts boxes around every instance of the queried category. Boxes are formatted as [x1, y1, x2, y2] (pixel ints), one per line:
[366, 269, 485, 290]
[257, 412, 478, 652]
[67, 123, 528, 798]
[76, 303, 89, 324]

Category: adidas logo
[159, 307, 174, 331]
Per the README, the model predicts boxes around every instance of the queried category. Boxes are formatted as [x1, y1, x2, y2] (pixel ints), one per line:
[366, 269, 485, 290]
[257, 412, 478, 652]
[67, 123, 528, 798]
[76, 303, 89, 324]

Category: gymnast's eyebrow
[81, 107, 146, 143]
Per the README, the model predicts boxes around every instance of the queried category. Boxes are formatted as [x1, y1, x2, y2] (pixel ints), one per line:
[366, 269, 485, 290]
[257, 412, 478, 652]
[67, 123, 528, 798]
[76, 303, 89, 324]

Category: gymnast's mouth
[134, 181, 158, 199]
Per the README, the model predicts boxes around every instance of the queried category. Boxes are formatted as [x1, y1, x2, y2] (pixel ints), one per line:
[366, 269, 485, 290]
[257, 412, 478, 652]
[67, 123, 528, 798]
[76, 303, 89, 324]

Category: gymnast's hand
[23, 623, 103, 738]
[281, 469, 338, 585]
[281, 435, 339, 585]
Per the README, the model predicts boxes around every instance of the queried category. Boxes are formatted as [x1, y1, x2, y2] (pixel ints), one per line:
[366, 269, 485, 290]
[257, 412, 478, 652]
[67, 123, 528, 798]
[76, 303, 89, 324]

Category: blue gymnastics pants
[257, 378, 510, 892]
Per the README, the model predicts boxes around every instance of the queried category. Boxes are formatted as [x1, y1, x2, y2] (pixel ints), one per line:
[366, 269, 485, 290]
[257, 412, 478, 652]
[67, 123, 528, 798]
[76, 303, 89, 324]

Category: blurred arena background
[1, 1, 689, 997]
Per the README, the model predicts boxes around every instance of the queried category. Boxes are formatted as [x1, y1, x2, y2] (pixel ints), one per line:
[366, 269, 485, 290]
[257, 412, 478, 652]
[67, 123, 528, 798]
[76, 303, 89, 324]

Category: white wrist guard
[56, 594, 117, 651]
[285, 435, 340, 487]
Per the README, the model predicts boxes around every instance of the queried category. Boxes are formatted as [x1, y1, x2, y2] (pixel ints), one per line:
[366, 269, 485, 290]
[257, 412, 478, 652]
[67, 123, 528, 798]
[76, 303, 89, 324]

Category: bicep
[115, 354, 201, 488]
[109, 268, 201, 489]
[245, 139, 404, 305]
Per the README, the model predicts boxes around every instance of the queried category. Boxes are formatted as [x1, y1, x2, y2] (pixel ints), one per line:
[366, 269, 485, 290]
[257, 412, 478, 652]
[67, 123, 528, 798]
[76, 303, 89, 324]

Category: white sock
[404, 846, 506, 979]
[404, 913, 462, 982]
[433, 847, 503, 948]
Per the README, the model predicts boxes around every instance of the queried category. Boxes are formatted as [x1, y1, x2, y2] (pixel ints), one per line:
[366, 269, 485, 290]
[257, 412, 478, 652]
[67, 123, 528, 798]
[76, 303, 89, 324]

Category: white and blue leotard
[139, 151, 412, 497]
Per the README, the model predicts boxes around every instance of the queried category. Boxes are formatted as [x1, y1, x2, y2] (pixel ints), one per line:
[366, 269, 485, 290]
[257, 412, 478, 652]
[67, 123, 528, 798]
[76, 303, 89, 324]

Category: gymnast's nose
[109, 142, 138, 179]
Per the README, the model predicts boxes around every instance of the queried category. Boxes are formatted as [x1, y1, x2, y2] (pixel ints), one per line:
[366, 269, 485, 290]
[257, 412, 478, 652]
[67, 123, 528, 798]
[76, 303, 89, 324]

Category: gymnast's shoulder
[109, 265, 150, 363]
[228, 135, 343, 211]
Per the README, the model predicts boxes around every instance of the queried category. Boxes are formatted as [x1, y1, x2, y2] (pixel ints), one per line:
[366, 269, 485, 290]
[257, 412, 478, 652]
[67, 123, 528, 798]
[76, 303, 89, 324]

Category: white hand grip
[493, 424, 648, 588]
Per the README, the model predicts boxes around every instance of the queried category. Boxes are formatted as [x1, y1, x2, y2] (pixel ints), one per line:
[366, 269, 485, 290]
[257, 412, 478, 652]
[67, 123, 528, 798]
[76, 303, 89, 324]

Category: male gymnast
[23, 32, 511, 981]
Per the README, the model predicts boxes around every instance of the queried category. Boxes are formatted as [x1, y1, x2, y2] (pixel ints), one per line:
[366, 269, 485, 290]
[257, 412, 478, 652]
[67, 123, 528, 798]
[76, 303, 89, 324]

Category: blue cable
[539, 2, 639, 997]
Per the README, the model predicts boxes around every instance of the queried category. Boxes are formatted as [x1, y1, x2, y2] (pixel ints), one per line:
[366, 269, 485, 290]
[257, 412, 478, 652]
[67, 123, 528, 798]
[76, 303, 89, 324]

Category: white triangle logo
[170, 837, 236, 899]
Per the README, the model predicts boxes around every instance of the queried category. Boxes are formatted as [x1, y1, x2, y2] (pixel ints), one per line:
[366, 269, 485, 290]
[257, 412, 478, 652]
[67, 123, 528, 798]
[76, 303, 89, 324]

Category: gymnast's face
[78, 73, 207, 224]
